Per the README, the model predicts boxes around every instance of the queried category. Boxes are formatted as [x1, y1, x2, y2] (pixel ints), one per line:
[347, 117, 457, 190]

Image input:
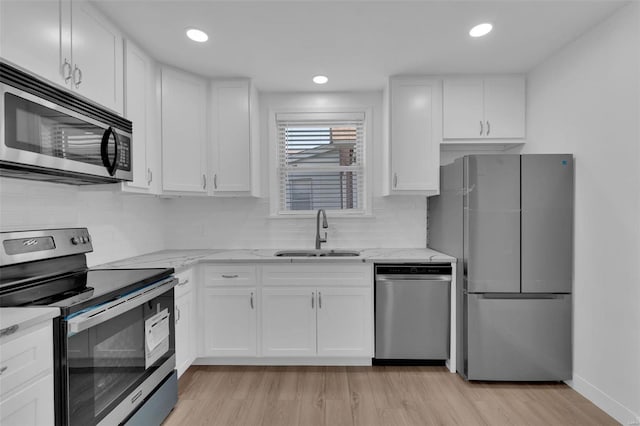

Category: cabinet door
[483, 77, 525, 139]
[70, 0, 123, 113]
[203, 288, 257, 357]
[261, 288, 316, 356]
[390, 78, 441, 192]
[175, 288, 195, 377]
[0, 374, 54, 426]
[443, 79, 484, 139]
[316, 287, 372, 357]
[210, 80, 251, 193]
[0, 0, 64, 86]
[122, 40, 160, 193]
[161, 67, 208, 193]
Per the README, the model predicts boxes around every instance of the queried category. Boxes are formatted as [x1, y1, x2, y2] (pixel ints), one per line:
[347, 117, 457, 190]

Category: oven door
[0, 84, 132, 181]
[63, 281, 175, 426]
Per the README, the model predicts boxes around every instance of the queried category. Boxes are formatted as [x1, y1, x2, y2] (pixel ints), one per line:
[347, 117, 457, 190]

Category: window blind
[276, 113, 366, 213]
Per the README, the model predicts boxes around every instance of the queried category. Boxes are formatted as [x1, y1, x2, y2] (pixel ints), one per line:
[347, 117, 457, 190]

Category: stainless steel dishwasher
[374, 263, 452, 361]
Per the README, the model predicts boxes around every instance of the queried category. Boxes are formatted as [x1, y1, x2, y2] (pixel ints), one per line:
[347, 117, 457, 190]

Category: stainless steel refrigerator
[428, 154, 573, 381]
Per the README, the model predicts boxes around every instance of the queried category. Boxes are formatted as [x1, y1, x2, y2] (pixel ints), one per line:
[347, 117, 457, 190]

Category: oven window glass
[66, 292, 174, 426]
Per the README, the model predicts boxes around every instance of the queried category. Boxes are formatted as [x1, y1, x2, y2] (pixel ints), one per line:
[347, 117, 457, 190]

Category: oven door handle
[66, 277, 177, 335]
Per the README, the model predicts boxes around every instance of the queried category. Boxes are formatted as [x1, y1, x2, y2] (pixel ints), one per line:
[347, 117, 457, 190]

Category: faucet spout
[315, 209, 328, 249]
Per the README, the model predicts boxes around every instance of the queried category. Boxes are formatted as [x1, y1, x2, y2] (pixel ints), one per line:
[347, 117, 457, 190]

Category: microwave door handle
[100, 127, 120, 176]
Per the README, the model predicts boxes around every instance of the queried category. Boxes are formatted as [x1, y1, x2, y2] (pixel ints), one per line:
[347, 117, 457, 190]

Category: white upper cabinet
[443, 77, 525, 140]
[122, 40, 160, 194]
[387, 77, 442, 195]
[209, 80, 252, 194]
[161, 66, 208, 194]
[0, 0, 124, 114]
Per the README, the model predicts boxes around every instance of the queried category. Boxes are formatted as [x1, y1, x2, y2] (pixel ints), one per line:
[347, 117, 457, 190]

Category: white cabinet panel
[443, 77, 525, 140]
[161, 67, 208, 194]
[210, 80, 252, 193]
[261, 287, 316, 356]
[316, 287, 372, 357]
[122, 40, 160, 193]
[174, 269, 195, 377]
[0, 0, 63, 85]
[388, 77, 441, 193]
[0, 374, 54, 426]
[70, 0, 123, 113]
[203, 288, 257, 356]
[0, 0, 123, 114]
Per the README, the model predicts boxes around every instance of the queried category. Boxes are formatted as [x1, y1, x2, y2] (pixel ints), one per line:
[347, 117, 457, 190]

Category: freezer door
[464, 155, 520, 293]
[521, 155, 574, 293]
[465, 293, 572, 381]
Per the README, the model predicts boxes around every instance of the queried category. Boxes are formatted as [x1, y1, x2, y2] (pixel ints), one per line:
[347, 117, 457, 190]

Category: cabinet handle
[62, 59, 72, 82]
[214, 174, 218, 189]
[73, 65, 83, 88]
[0, 324, 18, 338]
[147, 168, 153, 185]
[311, 292, 315, 309]
[318, 292, 322, 309]
[177, 279, 190, 286]
[486, 121, 490, 136]
[221, 274, 238, 279]
[480, 120, 484, 136]
[175, 306, 181, 324]
[250, 292, 254, 310]
[202, 174, 207, 189]
[393, 173, 398, 188]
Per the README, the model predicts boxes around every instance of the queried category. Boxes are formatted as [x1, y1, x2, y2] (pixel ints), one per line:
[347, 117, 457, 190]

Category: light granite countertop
[97, 248, 456, 272]
[0, 307, 60, 336]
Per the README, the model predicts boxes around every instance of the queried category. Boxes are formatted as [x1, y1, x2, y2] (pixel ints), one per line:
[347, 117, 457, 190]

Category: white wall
[0, 178, 166, 266]
[525, 3, 640, 424]
[164, 91, 427, 249]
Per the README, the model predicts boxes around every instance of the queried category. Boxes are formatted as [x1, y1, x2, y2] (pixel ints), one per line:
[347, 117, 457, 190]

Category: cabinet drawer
[0, 321, 53, 397]
[203, 264, 257, 286]
[262, 264, 372, 287]
[174, 269, 193, 298]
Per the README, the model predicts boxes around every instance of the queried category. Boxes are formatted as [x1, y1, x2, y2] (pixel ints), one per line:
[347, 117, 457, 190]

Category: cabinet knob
[214, 174, 218, 190]
[318, 292, 322, 309]
[480, 120, 484, 136]
[311, 292, 315, 309]
[250, 292, 254, 310]
[147, 168, 153, 185]
[202, 174, 207, 189]
[486, 121, 491, 136]
[393, 173, 398, 188]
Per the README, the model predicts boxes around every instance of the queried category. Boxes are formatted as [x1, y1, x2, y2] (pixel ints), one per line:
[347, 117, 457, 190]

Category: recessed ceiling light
[469, 23, 493, 38]
[313, 75, 328, 85]
[186, 28, 208, 43]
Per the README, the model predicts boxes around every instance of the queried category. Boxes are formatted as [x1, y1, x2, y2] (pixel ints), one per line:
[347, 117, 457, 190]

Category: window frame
[268, 107, 373, 218]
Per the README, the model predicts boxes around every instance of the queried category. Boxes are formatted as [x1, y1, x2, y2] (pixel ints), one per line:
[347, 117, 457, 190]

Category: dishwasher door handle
[376, 275, 452, 282]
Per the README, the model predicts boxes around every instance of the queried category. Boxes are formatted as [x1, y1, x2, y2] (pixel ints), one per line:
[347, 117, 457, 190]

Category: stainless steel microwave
[0, 61, 133, 184]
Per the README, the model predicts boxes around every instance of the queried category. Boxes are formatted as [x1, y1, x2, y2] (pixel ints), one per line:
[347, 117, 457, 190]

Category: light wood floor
[162, 365, 618, 426]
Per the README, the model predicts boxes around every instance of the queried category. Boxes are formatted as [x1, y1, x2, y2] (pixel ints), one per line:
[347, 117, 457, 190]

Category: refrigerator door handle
[479, 293, 566, 300]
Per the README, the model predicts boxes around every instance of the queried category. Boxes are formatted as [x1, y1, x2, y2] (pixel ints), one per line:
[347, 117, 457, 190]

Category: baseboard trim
[566, 375, 640, 425]
[194, 357, 372, 366]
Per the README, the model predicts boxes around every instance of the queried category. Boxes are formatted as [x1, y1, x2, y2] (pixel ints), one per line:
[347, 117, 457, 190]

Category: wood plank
[162, 365, 618, 426]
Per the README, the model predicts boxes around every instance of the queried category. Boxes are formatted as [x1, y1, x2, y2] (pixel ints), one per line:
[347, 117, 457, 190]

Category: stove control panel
[1, 228, 93, 265]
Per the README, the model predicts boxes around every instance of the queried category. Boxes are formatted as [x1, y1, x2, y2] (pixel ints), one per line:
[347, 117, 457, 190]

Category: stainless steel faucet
[315, 209, 328, 249]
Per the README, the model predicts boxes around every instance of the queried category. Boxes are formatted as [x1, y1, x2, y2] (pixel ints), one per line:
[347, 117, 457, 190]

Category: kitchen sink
[274, 249, 361, 257]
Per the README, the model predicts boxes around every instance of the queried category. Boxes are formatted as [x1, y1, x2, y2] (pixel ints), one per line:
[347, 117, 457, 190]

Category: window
[275, 112, 366, 215]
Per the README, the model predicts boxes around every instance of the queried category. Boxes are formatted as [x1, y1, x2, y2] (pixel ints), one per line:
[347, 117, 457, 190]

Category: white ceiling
[94, 0, 627, 92]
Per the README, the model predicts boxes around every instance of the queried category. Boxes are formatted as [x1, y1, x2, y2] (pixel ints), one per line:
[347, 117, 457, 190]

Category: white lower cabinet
[261, 287, 317, 356]
[203, 287, 257, 356]
[316, 287, 372, 357]
[0, 321, 54, 426]
[174, 270, 196, 377]
[261, 264, 373, 359]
